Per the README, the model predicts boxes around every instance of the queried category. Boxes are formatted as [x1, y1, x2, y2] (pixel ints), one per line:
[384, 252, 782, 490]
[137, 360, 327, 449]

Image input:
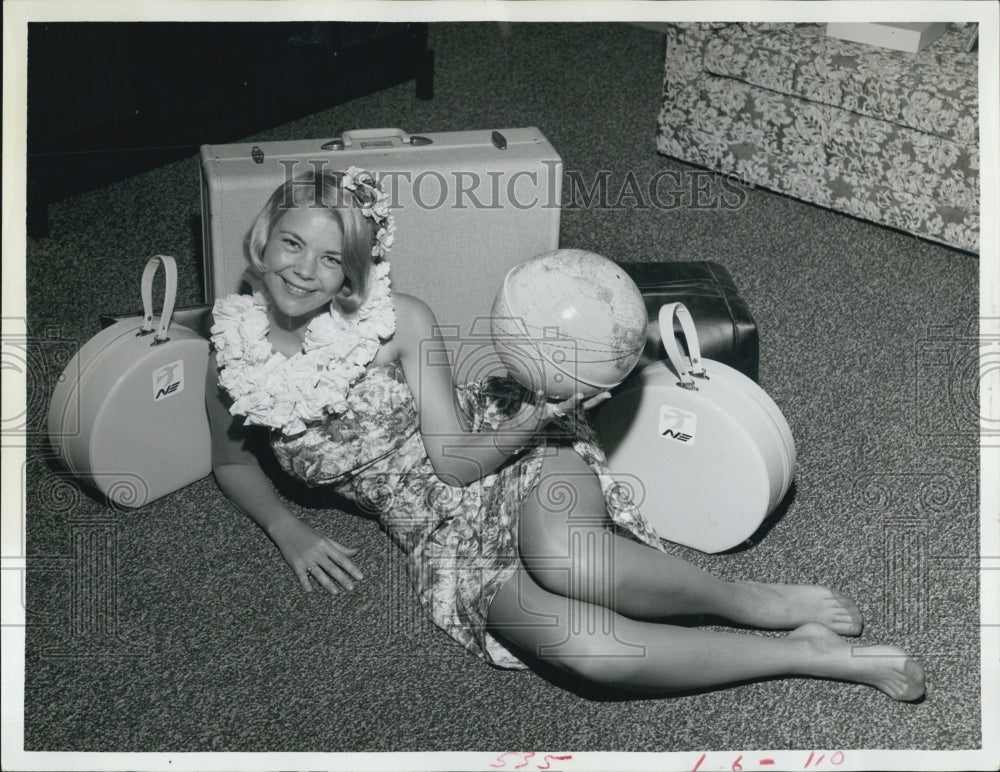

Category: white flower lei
[211, 261, 396, 437]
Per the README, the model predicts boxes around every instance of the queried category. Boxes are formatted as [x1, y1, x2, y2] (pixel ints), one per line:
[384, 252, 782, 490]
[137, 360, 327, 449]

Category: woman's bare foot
[789, 622, 926, 701]
[728, 582, 864, 635]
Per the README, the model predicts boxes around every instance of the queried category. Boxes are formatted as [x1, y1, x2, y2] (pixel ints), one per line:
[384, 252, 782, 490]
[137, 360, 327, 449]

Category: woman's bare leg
[487, 570, 925, 700]
[520, 449, 863, 634]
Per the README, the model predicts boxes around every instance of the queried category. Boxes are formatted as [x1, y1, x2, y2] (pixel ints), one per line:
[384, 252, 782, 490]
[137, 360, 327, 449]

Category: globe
[491, 249, 648, 400]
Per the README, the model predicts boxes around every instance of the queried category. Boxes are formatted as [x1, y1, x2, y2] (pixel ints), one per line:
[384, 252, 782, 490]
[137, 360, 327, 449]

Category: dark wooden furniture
[27, 22, 434, 237]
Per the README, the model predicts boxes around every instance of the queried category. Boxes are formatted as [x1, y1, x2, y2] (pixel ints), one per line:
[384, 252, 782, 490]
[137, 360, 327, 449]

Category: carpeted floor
[21, 22, 981, 756]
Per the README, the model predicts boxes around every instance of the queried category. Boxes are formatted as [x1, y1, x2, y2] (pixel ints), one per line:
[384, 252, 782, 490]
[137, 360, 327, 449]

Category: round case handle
[139, 255, 178, 343]
[658, 302, 707, 389]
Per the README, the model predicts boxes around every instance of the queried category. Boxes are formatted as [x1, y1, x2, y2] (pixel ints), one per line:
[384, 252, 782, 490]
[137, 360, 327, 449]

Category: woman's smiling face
[262, 206, 346, 328]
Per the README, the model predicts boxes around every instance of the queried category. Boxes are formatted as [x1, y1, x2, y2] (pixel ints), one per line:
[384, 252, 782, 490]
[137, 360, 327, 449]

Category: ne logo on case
[153, 360, 184, 401]
[659, 404, 696, 444]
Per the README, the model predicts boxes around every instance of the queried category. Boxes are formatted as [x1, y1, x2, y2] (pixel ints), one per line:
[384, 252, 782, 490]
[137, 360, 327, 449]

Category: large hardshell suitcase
[200, 127, 562, 377]
[47, 256, 212, 508]
[593, 303, 795, 553]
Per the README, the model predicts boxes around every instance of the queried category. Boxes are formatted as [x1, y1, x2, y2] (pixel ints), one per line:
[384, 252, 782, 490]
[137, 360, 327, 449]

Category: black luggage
[618, 260, 759, 382]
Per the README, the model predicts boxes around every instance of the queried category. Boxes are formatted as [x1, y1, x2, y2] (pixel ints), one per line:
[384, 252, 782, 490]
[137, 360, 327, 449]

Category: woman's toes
[899, 658, 927, 701]
[821, 590, 863, 635]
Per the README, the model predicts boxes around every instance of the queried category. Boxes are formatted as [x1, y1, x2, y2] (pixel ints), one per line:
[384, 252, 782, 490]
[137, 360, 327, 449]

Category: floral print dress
[270, 362, 665, 669]
[212, 288, 665, 670]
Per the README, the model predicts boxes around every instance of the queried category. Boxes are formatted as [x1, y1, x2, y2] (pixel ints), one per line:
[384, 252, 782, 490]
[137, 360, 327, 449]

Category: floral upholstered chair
[657, 23, 979, 253]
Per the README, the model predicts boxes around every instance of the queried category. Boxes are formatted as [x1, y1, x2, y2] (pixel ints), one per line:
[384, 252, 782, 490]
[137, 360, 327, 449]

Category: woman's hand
[269, 517, 364, 595]
[495, 390, 614, 455]
[549, 390, 613, 418]
[514, 389, 613, 430]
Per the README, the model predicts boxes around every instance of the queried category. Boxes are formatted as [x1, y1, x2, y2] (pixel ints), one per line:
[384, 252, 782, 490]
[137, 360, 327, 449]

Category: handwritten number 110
[805, 751, 846, 767]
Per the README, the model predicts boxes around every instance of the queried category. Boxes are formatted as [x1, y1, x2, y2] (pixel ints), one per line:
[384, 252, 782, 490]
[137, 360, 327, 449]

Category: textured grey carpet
[23, 22, 980, 754]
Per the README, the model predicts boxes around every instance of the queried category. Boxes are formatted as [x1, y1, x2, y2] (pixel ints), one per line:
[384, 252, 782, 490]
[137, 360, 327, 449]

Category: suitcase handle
[321, 128, 433, 151]
[139, 255, 178, 343]
[658, 303, 707, 389]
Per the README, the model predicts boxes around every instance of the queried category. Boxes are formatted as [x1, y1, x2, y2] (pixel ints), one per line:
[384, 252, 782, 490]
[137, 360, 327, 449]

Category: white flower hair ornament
[342, 166, 396, 259]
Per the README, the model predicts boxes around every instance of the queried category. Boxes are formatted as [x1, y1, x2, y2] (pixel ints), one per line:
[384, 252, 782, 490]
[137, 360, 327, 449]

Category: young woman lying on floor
[206, 167, 925, 701]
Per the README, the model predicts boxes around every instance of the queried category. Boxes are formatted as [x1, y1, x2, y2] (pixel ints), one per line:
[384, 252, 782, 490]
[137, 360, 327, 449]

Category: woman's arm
[393, 294, 580, 485]
[206, 351, 363, 594]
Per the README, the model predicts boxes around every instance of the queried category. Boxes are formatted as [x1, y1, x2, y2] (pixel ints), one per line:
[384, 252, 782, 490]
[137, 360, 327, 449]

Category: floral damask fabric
[657, 23, 979, 252]
[270, 361, 667, 669]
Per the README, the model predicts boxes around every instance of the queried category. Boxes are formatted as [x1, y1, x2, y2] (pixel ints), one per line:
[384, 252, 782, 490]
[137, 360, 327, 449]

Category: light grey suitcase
[199, 127, 562, 380]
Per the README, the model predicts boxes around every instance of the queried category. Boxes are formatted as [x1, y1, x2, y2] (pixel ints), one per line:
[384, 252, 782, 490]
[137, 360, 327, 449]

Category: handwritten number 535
[491, 752, 574, 769]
